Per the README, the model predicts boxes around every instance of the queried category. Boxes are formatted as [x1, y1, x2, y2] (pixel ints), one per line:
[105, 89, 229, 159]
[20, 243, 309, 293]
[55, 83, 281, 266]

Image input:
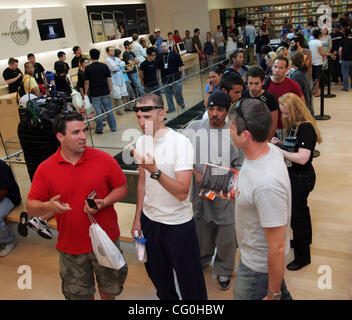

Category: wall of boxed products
[220, 0, 352, 37]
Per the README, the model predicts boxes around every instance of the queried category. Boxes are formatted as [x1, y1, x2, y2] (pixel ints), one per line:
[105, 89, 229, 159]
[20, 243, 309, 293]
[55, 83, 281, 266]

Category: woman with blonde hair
[264, 51, 277, 76]
[271, 92, 322, 271]
[276, 46, 289, 59]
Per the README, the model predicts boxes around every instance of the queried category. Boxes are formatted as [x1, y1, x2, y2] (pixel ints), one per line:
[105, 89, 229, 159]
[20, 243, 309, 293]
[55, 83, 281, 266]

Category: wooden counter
[181, 53, 199, 72]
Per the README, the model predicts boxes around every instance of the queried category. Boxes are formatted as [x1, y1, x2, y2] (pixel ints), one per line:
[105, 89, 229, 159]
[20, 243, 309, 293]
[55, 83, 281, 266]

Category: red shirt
[266, 77, 303, 129]
[27, 147, 127, 254]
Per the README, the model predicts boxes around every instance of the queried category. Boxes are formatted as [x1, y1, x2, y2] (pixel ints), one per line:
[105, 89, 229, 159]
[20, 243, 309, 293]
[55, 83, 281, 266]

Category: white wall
[146, 0, 210, 42]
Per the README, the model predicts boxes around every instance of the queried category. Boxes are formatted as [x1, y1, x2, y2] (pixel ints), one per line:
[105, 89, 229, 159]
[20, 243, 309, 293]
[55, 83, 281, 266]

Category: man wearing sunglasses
[131, 93, 207, 300]
[184, 91, 244, 291]
[225, 98, 292, 300]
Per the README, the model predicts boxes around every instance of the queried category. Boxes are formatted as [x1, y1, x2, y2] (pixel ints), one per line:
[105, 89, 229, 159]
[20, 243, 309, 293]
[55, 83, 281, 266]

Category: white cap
[154, 27, 160, 33]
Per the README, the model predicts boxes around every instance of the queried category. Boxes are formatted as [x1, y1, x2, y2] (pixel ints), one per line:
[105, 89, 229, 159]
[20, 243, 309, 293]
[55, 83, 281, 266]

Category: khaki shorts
[58, 239, 128, 300]
[112, 83, 128, 99]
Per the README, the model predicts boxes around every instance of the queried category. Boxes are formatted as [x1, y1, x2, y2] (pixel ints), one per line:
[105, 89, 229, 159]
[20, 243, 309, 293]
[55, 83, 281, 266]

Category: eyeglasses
[234, 99, 248, 129]
[133, 106, 164, 112]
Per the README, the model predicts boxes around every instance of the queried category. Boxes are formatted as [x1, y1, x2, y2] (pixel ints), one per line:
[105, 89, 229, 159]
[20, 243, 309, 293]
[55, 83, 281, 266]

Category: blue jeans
[256, 53, 262, 65]
[341, 60, 352, 90]
[144, 84, 161, 96]
[163, 81, 185, 111]
[233, 260, 292, 300]
[90, 95, 117, 132]
[0, 197, 16, 245]
[128, 72, 145, 97]
[217, 46, 225, 61]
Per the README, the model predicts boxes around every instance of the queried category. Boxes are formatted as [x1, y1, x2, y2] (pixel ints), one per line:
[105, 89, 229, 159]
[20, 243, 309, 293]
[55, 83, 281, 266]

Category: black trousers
[289, 167, 316, 264]
[141, 213, 207, 300]
[330, 56, 342, 83]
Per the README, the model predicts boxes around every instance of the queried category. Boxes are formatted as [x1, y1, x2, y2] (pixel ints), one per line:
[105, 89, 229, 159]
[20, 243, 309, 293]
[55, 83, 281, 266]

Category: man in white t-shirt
[223, 98, 292, 300]
[131, 93, 207, 300]
[309, 29, 332, 97]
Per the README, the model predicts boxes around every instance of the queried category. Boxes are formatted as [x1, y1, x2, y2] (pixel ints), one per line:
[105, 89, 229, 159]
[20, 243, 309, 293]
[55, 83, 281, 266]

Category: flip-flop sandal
[17, 212, 29, 237]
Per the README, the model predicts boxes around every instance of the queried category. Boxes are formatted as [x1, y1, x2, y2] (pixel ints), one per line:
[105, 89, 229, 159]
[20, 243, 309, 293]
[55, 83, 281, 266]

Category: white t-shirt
[309, 39, 323, 66]
[136, 128, 194, 225]
[235, 143, 291, 273]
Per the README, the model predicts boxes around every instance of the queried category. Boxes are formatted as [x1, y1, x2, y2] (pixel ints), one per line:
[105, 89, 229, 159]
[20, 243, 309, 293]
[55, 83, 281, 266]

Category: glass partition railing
[84, 56, 228, 160]
[1, 55, 228, 203]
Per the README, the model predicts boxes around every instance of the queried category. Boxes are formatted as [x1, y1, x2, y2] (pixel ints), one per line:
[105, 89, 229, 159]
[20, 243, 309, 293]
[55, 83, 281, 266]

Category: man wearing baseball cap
[279, 28, 290, 49]
[154, 28, 164, 52]
[184, 91, 244, 291]
[331, 22, 344, 84]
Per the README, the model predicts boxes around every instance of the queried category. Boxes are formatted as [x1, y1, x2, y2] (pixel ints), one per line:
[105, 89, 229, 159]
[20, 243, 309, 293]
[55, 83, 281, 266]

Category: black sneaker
[17, 212, 29, 237]
[218, 276, 231, 290]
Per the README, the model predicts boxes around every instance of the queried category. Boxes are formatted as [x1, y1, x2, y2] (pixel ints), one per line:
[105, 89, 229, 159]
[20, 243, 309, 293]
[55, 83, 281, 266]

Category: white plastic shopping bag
[88, 213, 126, 270]
[71, 89, 83, 109]
[79, 96, 96, 120]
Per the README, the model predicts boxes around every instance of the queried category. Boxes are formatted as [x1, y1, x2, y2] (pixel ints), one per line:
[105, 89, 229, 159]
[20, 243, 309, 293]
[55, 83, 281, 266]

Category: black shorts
[312, 65, 322, 81]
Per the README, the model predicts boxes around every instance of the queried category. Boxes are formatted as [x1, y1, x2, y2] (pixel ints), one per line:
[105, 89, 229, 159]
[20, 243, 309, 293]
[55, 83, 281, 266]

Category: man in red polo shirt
[26, 112, 128, 300]
[265, 56, 305, 139]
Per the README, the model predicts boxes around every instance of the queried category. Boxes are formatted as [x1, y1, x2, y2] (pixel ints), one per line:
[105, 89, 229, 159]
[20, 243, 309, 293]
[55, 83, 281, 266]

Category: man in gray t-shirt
[225, 98, 292, 300]
[184, 92, 244, 291]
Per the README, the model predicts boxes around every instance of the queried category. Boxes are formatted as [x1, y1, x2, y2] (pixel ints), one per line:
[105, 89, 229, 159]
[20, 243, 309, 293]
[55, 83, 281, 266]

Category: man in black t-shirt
[71, 46, 82, 69]
[84, 48, 116, 134]
[54, 51, 71, 95]
[0, 159, 21, 257]
[330, 23, 344, 83]
[2, 58, 23, 93]
[243, 66, 278, 139]
[155, 41, 185, 113]
[27, 53, 46, 85]
[339, 31, 352, 91]
[122, 40, 144, 97]
[139, 47, 161, 96]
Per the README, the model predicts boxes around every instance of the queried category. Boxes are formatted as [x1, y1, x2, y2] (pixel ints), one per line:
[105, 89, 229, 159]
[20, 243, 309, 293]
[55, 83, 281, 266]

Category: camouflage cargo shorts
[58, 239, 128, 300]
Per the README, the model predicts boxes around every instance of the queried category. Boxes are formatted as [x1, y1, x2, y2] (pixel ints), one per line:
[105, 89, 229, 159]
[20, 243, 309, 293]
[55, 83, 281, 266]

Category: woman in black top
[76, 58, 88, 98]
[272, 93, 322, 271]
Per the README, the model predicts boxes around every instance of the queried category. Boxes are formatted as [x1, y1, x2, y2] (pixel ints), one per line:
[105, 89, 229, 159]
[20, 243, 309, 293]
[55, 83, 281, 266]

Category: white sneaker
[0, 241, 17, 257]
[28, 217, 53, 240]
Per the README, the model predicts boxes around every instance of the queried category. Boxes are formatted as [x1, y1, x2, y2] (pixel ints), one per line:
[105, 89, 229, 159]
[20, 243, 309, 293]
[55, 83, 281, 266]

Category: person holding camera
[26, 112, 129, 300]
[271, 93, 322, 271]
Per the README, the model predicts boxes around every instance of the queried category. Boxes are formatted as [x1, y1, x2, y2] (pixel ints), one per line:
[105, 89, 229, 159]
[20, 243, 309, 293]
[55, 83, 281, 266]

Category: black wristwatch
[150, 170, 161, 180]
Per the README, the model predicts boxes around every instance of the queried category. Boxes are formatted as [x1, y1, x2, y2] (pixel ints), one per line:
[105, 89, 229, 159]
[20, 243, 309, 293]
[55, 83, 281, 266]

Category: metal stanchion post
[324, 57, 336, 98]
[314, 72, 331, 120]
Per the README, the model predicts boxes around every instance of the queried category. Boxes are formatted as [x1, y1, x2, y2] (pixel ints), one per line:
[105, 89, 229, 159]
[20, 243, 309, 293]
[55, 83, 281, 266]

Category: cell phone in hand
[87, 190, 98, 210]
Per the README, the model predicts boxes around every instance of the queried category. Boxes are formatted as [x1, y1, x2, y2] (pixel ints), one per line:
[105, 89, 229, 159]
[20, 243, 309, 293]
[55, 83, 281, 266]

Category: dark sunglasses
[133, 106, 164, 112]
[234, 99, 248, 129]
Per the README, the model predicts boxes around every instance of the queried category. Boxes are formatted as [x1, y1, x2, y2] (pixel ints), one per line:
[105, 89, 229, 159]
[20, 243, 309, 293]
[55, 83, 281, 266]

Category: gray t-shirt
[184, 118, 244, 225]
[235, 143, 291, 273]
[216, 31, 225, 48]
